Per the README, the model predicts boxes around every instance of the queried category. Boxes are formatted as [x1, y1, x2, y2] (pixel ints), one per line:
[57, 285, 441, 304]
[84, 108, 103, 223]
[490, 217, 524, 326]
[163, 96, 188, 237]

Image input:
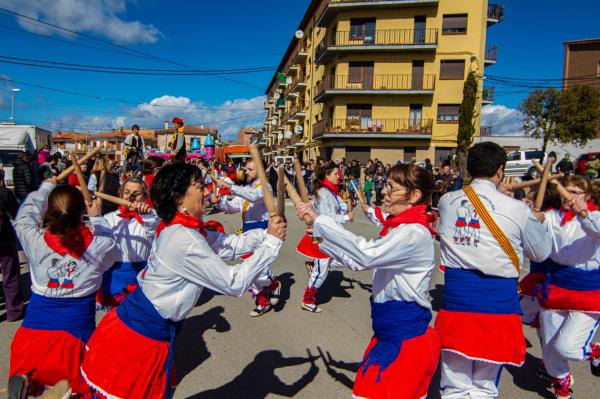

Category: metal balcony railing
[315, 74, 436, 97]
[480, 126, 493, 136]
[485, 46, 498, 62]
[488, 4, 504, 22]
[313, 118, 433, 138]
[317, 28, 438, 53]
[482, 86, 495, 102]
[290, 103, 305, 117]
[289, 39, 308, 64]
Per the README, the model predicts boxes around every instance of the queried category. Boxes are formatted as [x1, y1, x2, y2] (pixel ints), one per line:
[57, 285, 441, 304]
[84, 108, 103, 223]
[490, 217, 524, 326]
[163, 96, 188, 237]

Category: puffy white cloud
[46, 95, 267, 141]
[1, 0, 162, 44]
[481, 104, 525, 136]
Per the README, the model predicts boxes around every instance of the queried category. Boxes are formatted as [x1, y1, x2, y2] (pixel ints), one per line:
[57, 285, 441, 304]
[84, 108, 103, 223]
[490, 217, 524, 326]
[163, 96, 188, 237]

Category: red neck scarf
[560, 201, 597, 226]
[320, 179, 340, 197]
[374, 206, 386, 224]
[44, 225, 94, 259]
[117, 205, 144, 225]
[156, 212, 206, 238]
[379, 204, 436, 237]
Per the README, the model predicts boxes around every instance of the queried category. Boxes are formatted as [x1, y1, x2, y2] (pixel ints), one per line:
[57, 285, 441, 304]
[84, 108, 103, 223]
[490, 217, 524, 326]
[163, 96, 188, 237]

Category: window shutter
[440, 60, 465, 80]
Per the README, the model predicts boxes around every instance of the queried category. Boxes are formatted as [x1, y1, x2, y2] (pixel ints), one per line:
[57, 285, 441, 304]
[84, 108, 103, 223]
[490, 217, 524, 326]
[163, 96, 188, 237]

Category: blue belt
[117, 288, 181, 399]
[242, 220, 268, 232]
[101, 261, 147, 297]
[530, 258, 555, 274]
[22, 292, 96, 342]
[442, 268, 522, 315]
[360, 299, 431, 381]
[548, 263, 600, 291]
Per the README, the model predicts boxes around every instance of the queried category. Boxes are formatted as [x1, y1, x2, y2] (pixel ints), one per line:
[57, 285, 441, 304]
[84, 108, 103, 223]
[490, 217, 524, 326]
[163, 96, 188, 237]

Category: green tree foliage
[557, 84, 600, 146]
[457, 71, 478, 175]
[518, 87, 561, 162]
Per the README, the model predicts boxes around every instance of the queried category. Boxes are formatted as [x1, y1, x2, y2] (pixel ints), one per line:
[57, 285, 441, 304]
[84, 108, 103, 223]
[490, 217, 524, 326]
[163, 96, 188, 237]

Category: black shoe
[8, 375, 28, 399]
[536, 367, 552, 382]
[591, 358, 600, 377]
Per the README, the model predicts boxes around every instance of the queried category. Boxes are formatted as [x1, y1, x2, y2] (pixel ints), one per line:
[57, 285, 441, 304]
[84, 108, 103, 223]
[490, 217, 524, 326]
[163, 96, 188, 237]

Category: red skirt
[81, 310, 173, 399]
[539, 285, 600, 313]
[296, 234, 329, 259]
[434, 310, 525, 366]
[353, 327, 440, 399]
[10, 327, 91, 394]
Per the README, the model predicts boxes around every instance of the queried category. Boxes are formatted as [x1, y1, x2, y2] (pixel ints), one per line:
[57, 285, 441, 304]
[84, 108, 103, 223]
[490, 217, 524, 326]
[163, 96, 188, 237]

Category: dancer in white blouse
[81, 163, 286, 399]
[296, 164, 439, 398]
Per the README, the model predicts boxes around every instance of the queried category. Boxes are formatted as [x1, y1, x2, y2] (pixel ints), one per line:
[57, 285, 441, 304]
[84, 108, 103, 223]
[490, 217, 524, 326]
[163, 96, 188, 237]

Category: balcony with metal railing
[314, 74, 435, 102]
[289, 103, 306, 120]
[315, 28, 438, 63]
[289, 39, 308, 65]
[487, 4, 504, 26]
[480, 126, 493, 136]
[482, 86, 495, 104]
[316, 0, 440, 27]
[485, 45, 498, 65]
[313, 118, 433, 139]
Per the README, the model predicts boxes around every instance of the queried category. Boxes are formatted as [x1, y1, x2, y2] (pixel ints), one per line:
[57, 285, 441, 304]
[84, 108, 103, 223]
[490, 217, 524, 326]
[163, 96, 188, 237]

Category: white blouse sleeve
[180, 233, 282, 297]
[318, 191, 349, 224]
[231, 184, 263, 202]
[580, 211, 600, 243]
[217, 195, 243, 214]
[204, 229, 267, 261]
[313, 214, 424, 271]
[13, 182, 54, 257]
[365, 206, 384, 227]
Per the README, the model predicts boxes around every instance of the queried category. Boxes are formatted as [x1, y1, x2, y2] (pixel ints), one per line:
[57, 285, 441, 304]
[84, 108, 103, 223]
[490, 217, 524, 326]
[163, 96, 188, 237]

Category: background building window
[442, 14, 468, 34]
[437, 104, 460, 122]
[440, 60, 465, 80]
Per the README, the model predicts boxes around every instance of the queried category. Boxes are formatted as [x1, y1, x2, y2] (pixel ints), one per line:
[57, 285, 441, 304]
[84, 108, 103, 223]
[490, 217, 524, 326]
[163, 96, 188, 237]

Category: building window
[440, 60, 465, 80]
[442, 14, 468, 34]
[437, 104, 460, 122]
[350, 18, 375, 41]
[348, 61, 374, 86]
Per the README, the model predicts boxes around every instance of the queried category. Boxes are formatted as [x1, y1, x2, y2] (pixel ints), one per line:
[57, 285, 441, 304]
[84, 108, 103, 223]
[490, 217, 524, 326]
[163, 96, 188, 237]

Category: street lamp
[10, 88, 20, 123]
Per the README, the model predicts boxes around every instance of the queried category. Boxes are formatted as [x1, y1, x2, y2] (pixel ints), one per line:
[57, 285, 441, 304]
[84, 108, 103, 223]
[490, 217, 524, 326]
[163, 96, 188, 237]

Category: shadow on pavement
[186, 349, 319, 399]
[175, 306, 231, 382]
[506, 352, 553, 399]
[317, 271, 355, 305]
[273, 272, 294, 312]
[342, 276, 373, 293]
[317, 347, 358, 390]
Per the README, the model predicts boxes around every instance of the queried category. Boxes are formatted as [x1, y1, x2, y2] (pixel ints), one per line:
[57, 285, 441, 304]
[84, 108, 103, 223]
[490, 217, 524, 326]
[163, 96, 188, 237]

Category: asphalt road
[0, 201, 598, 398]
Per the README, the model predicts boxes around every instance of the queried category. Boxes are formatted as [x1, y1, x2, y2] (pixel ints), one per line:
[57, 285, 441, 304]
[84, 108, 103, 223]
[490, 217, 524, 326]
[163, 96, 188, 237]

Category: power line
[0, 55, 275, 76]
[0, 7, 264, 90]
[0, 76, 265, 111]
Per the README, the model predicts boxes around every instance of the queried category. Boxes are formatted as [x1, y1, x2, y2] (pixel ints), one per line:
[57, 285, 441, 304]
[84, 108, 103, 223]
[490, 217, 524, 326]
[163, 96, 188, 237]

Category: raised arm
[205, 228, 267, 260]
[313, 214, 426, 271]
[13, 181, 54, 256]
[230, 183, 266, 203]
[522, 210, 553, 262]
[180, 232, 282, 297]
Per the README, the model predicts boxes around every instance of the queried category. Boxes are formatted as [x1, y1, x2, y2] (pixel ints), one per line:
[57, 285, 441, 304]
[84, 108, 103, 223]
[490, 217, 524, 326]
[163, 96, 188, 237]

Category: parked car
[505, 149, 547, 179]
[575, 152, 600, 176]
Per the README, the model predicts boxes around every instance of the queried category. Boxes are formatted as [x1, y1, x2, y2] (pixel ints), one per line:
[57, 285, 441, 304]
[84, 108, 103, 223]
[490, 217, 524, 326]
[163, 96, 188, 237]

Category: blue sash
[101, 261, 147, 297]
[360, 300, 431, 381]
[242, 220, 268, 232]
[443, 268, 522, 315]
[22, 292, 96, 342]
[548, 263, 600, 291]
[117, 288, 181, 399]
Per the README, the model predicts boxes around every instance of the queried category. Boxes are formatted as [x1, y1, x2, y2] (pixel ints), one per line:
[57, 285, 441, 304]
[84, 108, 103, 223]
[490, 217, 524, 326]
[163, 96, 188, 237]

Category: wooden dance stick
[249, 145, 277, 217]
[293, 160, 310, 202]
[97, 171, 107, 206]
[209, 161, 218, 194]
[94, 191, 132, 208]
[349, 180, 364, 205]
[56, 147, 100, 181]
[508, 174, 563, 190]
[70, 151, 92, 203]
[532, 160, 589, 218]
[534, 158, 554, 211]
[345, 182, 353, 210]
[283, 175, 313, 225]
[277, 165, 286, 217]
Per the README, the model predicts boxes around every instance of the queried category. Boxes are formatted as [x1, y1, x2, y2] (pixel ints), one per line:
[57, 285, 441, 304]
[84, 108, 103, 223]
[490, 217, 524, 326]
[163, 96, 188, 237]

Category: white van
[0, 124, 50, 186]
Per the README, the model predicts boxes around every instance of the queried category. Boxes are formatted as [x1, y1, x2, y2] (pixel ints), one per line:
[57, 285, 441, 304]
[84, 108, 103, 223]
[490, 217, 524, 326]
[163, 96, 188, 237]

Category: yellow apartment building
[262, 0, 502, 165]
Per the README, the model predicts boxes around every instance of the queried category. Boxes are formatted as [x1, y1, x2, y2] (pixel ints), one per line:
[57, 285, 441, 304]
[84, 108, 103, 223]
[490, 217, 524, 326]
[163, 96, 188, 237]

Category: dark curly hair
[150, 163, 203, 222]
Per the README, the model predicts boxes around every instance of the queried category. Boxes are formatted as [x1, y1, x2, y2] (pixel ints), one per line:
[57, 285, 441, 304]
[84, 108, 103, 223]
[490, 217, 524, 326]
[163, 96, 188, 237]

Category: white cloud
[1, 0, 162, 44]
[481, 104, 525, 136]
[45, 95, 267, 141]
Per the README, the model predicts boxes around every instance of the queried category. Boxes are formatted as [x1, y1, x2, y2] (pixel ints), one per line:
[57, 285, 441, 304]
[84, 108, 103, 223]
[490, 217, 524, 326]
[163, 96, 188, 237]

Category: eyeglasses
[567, 190, 586, 196]
[384, 183, 407, 195]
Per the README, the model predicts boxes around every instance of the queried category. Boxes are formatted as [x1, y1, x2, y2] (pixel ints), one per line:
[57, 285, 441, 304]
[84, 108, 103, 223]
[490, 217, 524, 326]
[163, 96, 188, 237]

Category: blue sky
[0, 0, 598, 138]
